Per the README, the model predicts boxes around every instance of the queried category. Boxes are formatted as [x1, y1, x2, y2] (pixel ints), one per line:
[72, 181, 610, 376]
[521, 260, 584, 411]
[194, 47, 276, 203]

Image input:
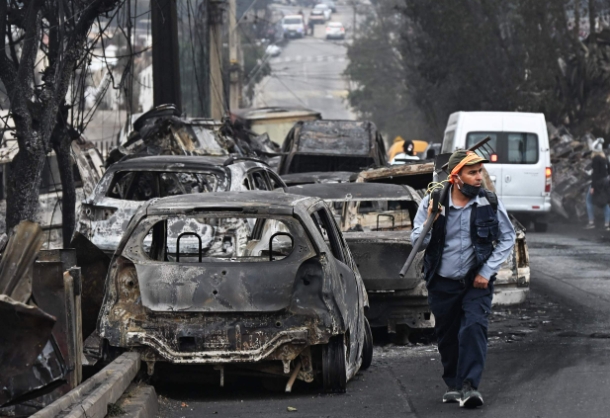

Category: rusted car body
[97, 191, 371, 393]
[77, 156, 285, 255]
[287, 183, 433, 337]
[356, 158, 531, 306]
[278, 120, 387, 175]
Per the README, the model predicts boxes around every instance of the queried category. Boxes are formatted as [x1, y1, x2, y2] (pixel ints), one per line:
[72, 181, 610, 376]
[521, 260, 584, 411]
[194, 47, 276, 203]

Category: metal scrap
[547, 122, 598, 220]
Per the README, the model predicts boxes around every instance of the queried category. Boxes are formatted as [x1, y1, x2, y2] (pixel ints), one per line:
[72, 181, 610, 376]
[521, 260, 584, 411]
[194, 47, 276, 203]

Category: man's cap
[447, 150, 489, 173]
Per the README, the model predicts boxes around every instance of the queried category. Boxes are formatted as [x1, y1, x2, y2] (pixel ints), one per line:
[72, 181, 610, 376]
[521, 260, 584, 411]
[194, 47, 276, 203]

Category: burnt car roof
[144, 191, 318, 215]
[281, 171, 357, 186]
[297, 120, 374, 156]
[286, 183, 419, 201]
[107, 155, 264, 173]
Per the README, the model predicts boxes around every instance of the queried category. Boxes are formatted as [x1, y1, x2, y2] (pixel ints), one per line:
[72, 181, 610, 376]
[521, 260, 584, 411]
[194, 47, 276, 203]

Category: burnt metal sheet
[286, 183, 419, 202]
[0, 221, 44, 298]
[281, 171, 357, 187]
[0, 295, 56, 388]
[70, 233, 110, 340]
[344, 232, 424, 290]
[356, 161, 435, 190]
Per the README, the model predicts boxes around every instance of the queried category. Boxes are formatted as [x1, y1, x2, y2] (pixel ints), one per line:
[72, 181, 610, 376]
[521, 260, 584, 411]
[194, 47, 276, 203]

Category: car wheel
[361, 317, 373, 370]
[534, 221, 548, 232]
[322, 334, 347, 393]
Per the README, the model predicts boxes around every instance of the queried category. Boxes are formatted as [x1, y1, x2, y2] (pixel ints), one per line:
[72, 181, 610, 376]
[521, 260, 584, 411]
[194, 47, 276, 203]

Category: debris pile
[547, 123, 596, 220]
[0, 222, 87, 416]
[108, 104, 280, 166]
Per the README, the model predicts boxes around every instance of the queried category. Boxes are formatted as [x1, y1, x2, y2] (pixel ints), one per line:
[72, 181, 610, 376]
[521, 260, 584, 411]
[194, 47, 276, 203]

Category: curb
[113, 383, 158, 418]
[30, 352, 140, 418]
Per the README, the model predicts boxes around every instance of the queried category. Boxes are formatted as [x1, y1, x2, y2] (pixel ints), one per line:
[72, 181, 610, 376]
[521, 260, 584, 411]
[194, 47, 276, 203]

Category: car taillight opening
[545, 167, 552, 193]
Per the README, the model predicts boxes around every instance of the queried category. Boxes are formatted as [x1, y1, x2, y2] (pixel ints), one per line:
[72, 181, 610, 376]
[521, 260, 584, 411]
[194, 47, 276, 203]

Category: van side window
[507, 133, 538, 164]
[465, 132, 538, 164]
[466, 133, 499, 153]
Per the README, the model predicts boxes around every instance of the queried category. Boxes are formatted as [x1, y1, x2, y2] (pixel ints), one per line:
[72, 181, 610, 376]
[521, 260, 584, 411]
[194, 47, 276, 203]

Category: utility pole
[228, 0, 242, 111]
[151, 0, 182, 112]
[209, 0, 225, 120]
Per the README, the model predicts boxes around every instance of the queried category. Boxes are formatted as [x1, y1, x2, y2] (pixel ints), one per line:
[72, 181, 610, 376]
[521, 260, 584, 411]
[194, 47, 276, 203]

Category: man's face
[455, 162, 483, 187]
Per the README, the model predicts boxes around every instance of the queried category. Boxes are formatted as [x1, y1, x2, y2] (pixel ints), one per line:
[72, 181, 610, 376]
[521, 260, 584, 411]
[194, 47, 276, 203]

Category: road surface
[253, 3, 357, 119]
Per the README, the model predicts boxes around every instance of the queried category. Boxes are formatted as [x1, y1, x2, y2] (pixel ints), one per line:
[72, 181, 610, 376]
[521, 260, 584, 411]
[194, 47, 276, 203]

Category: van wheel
[534, 221, 547, 232]
[322, 334, 347, 393]
[361, 318, 373, 370]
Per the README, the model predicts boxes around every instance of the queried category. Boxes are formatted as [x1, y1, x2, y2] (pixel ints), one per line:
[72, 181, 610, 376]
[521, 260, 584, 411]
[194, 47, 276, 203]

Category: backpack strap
[484, 189, 498, 213]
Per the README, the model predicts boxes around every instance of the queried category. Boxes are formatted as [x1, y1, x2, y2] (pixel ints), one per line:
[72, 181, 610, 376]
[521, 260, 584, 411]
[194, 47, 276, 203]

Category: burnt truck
[95, 191, 372, 393]
[287, 183, 432, 340]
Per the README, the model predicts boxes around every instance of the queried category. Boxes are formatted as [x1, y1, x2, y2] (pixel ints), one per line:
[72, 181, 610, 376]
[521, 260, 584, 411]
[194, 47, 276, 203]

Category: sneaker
[459, 382, 484, 408]
[584, 223, 595, 229]
[442, 387, 461, 403]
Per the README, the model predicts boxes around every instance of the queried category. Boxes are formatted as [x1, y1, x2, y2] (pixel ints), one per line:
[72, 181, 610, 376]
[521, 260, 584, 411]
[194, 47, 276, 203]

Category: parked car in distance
[318, 0, 336, 12]
[282, 15, 307, 38]
[279, 120, 387, 175]
[77, 155, 285, 255]
[287, 183, 430, 342]
[442, 111, 552, 231]
[265, 44, 281, 57]
[326, 21, 345, 39]
[310, 4, 331, 23]
[96, 191, 373, 393]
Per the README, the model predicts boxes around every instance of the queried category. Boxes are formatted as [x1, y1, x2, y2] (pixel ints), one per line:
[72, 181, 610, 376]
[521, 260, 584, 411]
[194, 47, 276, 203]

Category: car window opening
[142, 214, 299, 263]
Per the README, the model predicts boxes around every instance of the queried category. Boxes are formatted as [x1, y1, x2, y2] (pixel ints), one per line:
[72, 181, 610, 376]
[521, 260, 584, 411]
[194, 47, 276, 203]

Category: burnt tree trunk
[5, 147, 46, 231]
[51, 110, 76, 248]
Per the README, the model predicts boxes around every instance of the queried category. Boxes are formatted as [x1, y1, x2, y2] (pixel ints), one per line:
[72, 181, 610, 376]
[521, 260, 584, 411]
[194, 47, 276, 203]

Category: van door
[501, 132, 544, 211]
[465, 133, 502, 196]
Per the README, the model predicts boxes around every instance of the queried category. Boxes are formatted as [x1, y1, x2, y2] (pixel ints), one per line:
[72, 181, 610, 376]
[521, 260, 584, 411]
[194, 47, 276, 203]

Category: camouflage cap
[447, 150, 489, 173]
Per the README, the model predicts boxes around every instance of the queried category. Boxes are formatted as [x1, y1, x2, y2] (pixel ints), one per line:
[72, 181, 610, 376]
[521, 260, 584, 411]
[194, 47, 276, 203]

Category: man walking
[411, 150, 516, 408]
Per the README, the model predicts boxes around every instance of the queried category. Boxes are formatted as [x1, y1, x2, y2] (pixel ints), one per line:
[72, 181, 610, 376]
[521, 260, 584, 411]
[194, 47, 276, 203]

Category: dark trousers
[427, 274, 494, 390]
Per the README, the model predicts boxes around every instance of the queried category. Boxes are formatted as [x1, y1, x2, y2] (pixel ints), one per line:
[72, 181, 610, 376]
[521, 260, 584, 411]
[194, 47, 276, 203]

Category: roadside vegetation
[346, 0, 610, 140]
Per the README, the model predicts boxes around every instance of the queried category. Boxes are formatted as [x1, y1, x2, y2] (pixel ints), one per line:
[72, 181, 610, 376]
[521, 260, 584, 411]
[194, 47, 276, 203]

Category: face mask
[456, 175, 480, 198]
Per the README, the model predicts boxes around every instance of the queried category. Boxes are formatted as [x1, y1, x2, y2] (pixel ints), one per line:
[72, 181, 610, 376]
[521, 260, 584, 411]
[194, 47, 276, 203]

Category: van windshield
[466, 132, 539, 164]
[284, 18, 302, 24]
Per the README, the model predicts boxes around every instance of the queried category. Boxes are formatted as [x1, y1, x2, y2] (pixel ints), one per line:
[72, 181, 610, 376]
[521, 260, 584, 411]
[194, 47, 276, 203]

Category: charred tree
[0, 0, 122, 234]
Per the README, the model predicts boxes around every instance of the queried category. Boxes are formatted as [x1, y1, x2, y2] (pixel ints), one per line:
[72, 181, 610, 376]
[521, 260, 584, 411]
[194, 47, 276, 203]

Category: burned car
[357, 158, 531, 306]
[287, 183, 431, 340]
[77, 155, 286, 254]
[278, 120, 387, 175]
[97, 191, 372, 393]
[281, 171, 357, 187]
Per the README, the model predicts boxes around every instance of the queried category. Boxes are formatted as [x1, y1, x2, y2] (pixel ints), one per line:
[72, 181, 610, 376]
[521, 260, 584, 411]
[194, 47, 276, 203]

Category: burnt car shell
[279, 120, 387, 175]
[97, 191, 367, 390]
[356, 156, 531, 306]
[287, 183, 431, 331]
[77, 155, 285, 255]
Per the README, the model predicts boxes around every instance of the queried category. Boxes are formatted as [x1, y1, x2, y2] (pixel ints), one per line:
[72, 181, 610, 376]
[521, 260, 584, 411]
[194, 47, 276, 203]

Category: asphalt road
[253, 3, 357, 120]
[154, 222, 610, 418]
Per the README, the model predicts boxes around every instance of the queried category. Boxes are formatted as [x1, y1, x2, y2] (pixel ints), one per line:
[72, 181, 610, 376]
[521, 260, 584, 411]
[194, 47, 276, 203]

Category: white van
[442, 111, 552, 232]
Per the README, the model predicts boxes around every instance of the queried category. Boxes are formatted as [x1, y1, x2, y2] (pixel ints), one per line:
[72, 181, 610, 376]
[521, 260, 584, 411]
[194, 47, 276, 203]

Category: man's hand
[427, 202, 442, 223]
[473, 274, 489, 289]
[591, 188, 595, 195]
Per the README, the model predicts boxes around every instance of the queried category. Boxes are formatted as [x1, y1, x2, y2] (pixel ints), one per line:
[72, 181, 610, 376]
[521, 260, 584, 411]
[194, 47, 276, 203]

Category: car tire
[534, 221, 548, 232]
[361, 318, 373, 370]
[322, 334, 347, 393]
